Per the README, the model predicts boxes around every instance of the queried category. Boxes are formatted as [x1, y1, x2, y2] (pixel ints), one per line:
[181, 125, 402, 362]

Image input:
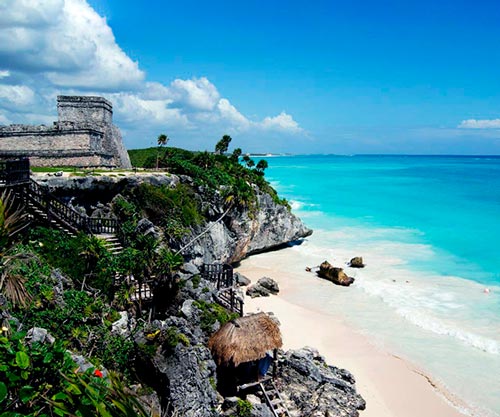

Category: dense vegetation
[0, 210, 183, 416]
[128, 141, 289, 210]
[0, 135, 292, 416]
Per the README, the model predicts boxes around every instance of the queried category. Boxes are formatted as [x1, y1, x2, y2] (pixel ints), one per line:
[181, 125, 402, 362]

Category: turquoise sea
[263, 155, 500, 416]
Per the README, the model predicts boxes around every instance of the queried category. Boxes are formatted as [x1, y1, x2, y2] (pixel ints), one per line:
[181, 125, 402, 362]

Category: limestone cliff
[36, 172, 312, 263]
[183, 189, 312, 265]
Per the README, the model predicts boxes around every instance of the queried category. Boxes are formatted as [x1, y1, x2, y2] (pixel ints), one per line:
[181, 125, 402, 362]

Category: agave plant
[0, 252, 35, 308]
[0, 189, 31, 308]
[0, 188, 28, 252]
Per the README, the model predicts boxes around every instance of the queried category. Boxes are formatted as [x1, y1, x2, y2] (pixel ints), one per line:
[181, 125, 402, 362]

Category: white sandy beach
[237, 257, 468, 417]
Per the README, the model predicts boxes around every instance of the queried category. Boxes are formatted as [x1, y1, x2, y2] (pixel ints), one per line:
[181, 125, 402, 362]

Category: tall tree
[242, 155, 255, 168]
[156, 133, 169, 169]
[230, 147, 242, 164]
[255, 159, 268, 174]
[214, 134, 232, 155]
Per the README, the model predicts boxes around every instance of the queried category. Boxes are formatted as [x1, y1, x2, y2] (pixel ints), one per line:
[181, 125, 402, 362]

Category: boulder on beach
[234, 272, 251, 287]
[317, 260, 354, 286]
[246, 276, 280, 298]
[257, 276, 279, 294]
[349, 256, 365, 268]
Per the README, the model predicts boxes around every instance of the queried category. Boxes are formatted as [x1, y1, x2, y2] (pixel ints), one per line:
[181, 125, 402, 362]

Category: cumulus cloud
[0, 0, 304, 144]
[111, 93, 189, 127]
[458, 119, 500, 129]
[259, 111, 303, 133]
[0, 84, 35, 107]
[169, 77, 220, 112]
[0, 0, 144, 89]
[217, 99, 250, 128]
[0, 112, 11, 125]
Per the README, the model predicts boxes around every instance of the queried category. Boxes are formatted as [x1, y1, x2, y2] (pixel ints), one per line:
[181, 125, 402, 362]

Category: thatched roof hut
[208, 312, 282, 367]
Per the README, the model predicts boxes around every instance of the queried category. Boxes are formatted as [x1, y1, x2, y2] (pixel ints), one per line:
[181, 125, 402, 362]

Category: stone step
[96, 234, 123, 255]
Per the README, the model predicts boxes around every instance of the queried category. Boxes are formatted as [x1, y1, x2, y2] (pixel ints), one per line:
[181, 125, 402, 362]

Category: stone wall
[0, 127, 102, 152]
[58, 96, 113, 126]
[0, 96, 132, 168]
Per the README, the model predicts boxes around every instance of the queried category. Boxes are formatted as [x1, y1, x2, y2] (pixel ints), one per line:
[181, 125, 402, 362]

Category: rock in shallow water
[317, 260, 355, 286]
[349, 256, 365, 268]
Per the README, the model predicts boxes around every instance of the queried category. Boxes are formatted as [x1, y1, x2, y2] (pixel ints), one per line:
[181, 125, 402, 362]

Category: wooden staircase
[259, 378, 291, 417]
[25, 197, 77, 237]
[14, 179, 121, 241]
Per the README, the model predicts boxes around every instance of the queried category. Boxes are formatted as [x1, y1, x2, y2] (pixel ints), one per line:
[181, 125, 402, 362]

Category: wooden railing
[201, 263, 243, 315]
[201, 263, 234, 289]
[0, 158, 30, 186]
[25, 179, 119, 235]
[216, 287, 243, 317]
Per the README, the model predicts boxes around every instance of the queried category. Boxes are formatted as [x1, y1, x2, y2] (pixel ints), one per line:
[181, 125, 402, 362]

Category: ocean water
[263, 155, 500, 416]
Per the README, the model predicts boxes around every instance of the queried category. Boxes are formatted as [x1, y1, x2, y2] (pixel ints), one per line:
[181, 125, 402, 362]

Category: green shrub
[164, 327, 190, 351]
[234, 399, 253, 417]
[193, 300, 239, 333]
[28, 228, 115, 296]
[134, 183, 202, 228]
[192, 274, 201, 289]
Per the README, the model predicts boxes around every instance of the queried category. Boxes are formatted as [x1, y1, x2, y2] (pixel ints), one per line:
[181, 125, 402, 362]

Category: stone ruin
[0, 96, 132, 168]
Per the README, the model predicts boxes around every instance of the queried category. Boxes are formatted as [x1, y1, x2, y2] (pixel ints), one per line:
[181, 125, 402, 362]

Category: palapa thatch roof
[208, 312, 282, 367]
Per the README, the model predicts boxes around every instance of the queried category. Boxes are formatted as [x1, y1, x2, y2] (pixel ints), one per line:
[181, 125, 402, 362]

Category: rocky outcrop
[317, 261, 354, 286]
[152, 338, 218, 417]
[36, 174, 312, 265]
[278, 347, 366, 417]
[35, 172, 180, 195]
[185, 190, 312, 265]
[220, 347, 366, 417]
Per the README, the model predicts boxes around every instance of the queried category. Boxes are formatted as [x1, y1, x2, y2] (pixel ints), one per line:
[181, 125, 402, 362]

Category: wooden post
[273, 348, 278, 379]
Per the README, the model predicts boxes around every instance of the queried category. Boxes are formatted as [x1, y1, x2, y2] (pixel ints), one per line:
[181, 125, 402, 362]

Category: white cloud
[458, 119, 500, 129]
[259, 111, 303, 134]
[217, 99, 250, 128]
[0, 112, 11, 125]
[0, 0, 304, 146]
[0, 0, 144, 89]
[0, 84, 35, 107]
[111, 93, 189, 128]
[169, 77, 220, 111]
[0, 0, 64, 28]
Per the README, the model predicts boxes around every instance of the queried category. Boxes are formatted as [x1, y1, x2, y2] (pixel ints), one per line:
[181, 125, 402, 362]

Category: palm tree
[230, 148, 242, 164]
[242, 155, 255, 168]
[215, 134, 232, 155]
[156, 134, 169, 169]
[157, 134, 169, 147]
[255, 159, 268, 175]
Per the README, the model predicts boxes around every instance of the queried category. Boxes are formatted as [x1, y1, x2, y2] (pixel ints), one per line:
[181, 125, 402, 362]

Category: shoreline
[237, 254, 471, 417]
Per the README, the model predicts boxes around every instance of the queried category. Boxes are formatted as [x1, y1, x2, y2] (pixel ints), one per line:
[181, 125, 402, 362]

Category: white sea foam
[293, 225, 500, 357]
[396, 308, 500, 355]
[289, 199, 318, 211]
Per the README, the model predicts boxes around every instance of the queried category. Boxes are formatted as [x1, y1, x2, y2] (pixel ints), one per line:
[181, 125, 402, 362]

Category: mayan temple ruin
[0, 96, 132, 168]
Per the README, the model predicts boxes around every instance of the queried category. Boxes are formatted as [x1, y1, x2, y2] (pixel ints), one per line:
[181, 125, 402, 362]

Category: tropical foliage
[128, 137, 289, 210]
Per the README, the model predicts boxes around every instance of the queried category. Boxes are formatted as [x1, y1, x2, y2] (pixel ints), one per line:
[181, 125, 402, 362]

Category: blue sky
[1, 0, 500, 154]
